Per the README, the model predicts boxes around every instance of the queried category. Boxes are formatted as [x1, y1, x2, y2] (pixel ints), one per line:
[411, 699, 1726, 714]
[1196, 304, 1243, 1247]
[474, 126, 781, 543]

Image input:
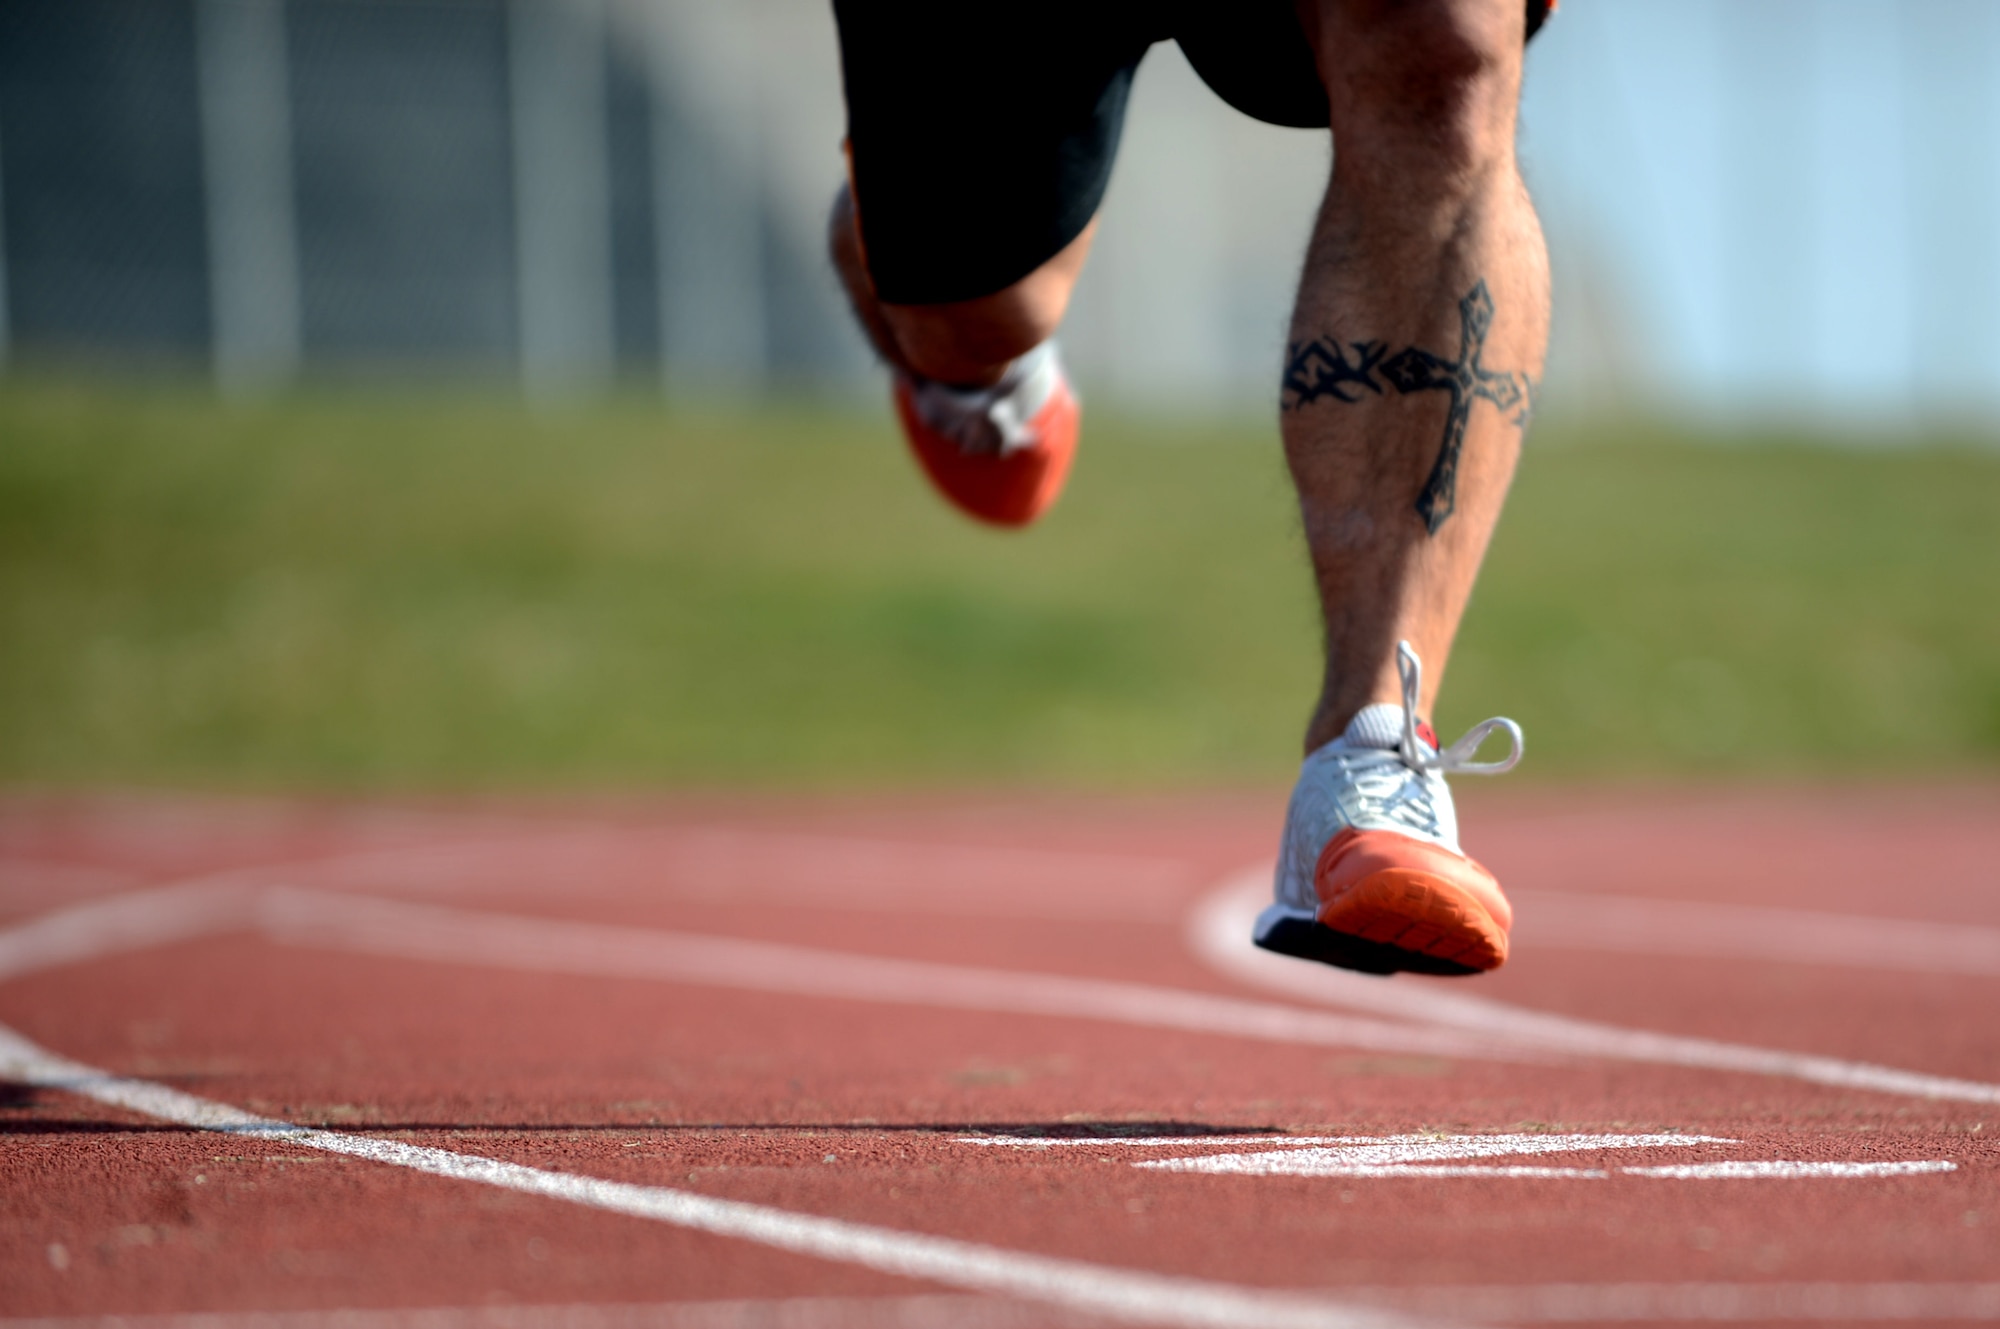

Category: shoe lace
[1333, 641, 1524, 840]
[1391, 640, 1523, 777]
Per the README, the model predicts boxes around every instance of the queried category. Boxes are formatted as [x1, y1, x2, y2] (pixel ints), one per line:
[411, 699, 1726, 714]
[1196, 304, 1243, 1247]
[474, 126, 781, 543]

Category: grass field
[2, 377, 1996, 789]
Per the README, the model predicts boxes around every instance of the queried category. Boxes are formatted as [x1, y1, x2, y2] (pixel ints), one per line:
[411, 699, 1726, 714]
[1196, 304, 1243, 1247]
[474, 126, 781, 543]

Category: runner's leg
[1283, 0, 1549, 749]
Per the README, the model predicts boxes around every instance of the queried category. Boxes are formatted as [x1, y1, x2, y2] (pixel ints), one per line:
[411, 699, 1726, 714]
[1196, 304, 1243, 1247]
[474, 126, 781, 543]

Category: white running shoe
[1256, 641, 1523, 976]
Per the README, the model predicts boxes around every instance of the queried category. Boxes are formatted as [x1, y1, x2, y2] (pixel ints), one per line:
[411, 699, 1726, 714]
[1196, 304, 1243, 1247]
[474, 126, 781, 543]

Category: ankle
[1306, 694, 1398, 753]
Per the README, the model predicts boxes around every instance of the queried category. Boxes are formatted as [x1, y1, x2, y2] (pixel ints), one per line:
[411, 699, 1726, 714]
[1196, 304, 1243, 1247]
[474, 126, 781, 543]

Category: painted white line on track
[961, 1136, 1403, 1148]
[1233, 1166, 1617, 1179]
[1512, 889, 2000, 977]
[0, 1300, 1107, 1329]
[0, 882, 253, 982]
[252, 886, 1513, 1062]
[1135, 1134, 1725, 1177]
[1620, 1160, 1960, 1180]
[974, 1134, 1957, 1182]
[0, 1024, 1454, 1329]
[1189, 869, 2000, 1105]
[5, 880, 1999, 1107]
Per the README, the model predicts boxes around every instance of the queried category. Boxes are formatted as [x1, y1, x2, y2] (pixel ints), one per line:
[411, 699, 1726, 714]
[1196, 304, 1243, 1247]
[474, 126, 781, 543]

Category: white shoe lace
[1390, 639, 1522, 777]
[1312, 641, 1523, 845]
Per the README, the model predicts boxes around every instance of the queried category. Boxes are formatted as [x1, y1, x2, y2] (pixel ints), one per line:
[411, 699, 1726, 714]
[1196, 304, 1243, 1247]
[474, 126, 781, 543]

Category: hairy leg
[1283, 0, 1549, 751]
[827, 184, 1096, 387]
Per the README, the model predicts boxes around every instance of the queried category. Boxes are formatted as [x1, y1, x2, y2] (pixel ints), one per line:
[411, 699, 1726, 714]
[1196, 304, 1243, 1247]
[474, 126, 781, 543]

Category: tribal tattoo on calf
[1281, 337, 1387, 406]
[1281, 280, 1526, 535]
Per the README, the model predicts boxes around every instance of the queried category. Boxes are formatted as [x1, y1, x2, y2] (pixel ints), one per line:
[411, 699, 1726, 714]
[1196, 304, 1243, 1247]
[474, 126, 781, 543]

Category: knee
[828, 182, 1066, 380]
[880, 219, 1095, 383]
[891, 279, 1068, 369]
[1307, 0, 1523, 184]
[878, 281, 1060, 385]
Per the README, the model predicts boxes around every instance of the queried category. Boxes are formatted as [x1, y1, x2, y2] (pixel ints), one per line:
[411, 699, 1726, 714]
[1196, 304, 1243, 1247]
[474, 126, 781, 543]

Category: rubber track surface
[2, 788, 1996, 1326]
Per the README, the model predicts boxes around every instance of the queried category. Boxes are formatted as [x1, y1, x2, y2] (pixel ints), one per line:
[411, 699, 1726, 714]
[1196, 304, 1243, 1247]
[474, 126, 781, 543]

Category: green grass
[2, 377, 1996, 789]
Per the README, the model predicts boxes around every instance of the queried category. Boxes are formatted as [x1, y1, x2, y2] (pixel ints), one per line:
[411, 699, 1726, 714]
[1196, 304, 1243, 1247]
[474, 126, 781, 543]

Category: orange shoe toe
[1313, 827, 1511, 974]
[893, 374, 1079, 528]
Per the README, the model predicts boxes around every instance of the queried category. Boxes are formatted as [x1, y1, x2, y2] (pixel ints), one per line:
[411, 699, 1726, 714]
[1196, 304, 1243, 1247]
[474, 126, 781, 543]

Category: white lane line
[252, 886, 1514, 1062]
[0, 1300, 1107, 1329]
[1224, 1167, 1615, 1179]
[1188, 869, 2000, 1105]
[961, 1137, 1385, 1148]
[1512, 889, 2000, 977]
[973, 1135, 1958, 1182]
[8, 881, 1999, 1109]
[1135, 1134, 1726, 1177]
[0, 1024, 1454, 1329]
[1344, 1281, 2000, 1322]
[1621, 1160, 1960, 1180]
[0, 881, 253, 982]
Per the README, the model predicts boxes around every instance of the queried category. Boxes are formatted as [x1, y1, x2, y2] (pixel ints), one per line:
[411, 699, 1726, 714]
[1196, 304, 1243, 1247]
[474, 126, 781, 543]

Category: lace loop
[1394, 640, 1523, 776]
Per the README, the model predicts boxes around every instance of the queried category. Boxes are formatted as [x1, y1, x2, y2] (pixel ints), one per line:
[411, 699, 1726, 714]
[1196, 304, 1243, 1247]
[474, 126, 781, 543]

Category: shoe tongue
[1342, 703, 1407, 751]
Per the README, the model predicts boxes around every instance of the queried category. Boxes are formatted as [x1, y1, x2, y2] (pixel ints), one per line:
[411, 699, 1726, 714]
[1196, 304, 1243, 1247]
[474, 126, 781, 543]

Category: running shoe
[892, 341, 1079, 528]
[1255, 641, 1524, 976]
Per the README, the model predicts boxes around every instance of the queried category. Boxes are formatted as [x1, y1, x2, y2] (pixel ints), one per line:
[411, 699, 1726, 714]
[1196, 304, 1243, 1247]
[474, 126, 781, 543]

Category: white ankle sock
[1340, 703, 1407, 751]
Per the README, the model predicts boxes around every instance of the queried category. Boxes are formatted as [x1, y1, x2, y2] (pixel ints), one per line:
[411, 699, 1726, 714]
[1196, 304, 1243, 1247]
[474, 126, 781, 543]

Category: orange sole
[1317, 869, 1509, 972]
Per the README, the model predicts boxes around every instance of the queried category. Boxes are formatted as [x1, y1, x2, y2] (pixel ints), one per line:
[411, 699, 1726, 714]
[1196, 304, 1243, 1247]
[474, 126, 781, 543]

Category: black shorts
[834, 0, 1554, 306]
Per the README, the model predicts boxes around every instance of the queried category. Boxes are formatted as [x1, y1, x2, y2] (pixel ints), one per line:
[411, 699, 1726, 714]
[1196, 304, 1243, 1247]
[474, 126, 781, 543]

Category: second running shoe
[1256, 641, 1524, 976]
[892, 340, 1079, 528]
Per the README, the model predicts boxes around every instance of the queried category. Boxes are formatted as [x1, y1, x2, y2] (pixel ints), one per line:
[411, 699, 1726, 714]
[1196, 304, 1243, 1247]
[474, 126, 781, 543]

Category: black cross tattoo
[1378, 280, 1523, 535]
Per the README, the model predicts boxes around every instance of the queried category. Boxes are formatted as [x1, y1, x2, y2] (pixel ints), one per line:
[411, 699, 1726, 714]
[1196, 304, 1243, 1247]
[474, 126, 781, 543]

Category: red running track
[2, 787, 1997, 1328]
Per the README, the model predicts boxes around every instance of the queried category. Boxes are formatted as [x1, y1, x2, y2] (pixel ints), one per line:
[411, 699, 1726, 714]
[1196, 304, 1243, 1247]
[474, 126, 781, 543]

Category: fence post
[510, 0, 615, 400]
[195, 0, 302, 394]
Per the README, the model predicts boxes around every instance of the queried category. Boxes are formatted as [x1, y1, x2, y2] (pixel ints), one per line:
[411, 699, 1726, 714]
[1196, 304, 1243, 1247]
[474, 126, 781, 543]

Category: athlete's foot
[892, 341, 1080, 528]
[1256, 641, 1524, 976]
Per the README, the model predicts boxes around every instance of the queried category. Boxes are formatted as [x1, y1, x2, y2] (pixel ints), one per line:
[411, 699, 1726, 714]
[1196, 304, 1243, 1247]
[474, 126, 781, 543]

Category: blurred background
[1, 0, 1996, 789]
